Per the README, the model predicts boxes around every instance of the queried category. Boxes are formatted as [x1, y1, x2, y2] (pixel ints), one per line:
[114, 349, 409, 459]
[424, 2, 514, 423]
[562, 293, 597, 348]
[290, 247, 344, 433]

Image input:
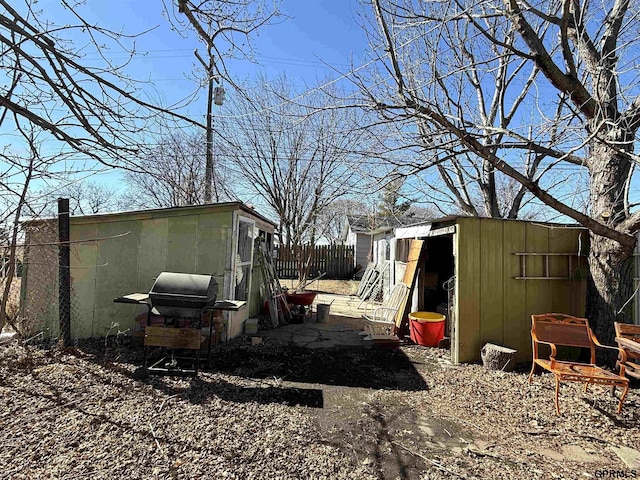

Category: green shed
[392, 217, 588, 364]
[20, 202, 276, 341]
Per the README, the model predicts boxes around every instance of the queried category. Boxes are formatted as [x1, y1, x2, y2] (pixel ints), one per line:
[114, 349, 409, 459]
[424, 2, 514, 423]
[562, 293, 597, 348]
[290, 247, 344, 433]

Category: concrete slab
[259, 293, 370, 349]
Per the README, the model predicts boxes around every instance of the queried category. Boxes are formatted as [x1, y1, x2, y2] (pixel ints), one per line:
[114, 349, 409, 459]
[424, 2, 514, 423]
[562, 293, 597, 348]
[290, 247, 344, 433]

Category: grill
[115, 272, 220, 377]
[149, 272, 218, 320]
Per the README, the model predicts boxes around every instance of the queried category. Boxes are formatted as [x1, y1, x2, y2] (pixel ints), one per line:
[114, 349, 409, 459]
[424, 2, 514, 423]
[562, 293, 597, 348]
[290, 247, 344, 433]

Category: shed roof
[393, 215, 586, 238]
[23, 202, 277, 230]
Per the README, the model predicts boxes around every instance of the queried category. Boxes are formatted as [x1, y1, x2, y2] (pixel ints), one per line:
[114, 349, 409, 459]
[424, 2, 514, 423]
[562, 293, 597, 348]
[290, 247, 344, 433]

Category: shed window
[234, 219, 255, 301]
[396, 239, 411, 263]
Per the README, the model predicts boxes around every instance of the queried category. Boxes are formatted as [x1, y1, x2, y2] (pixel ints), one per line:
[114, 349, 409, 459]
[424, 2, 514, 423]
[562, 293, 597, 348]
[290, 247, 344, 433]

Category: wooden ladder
[256, 241, 291, 327]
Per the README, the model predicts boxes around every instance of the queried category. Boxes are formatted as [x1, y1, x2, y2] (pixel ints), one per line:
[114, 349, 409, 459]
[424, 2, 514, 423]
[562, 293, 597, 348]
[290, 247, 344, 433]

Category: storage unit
[393, 217, 588, 363]
[20, 202, 276, 341]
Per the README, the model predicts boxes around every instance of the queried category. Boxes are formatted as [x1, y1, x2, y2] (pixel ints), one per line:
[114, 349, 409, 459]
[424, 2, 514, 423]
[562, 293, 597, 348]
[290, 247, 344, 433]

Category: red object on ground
[409, 312, 445, 347]
[263, 297, 290, 315]
[285, 291, 317, 306]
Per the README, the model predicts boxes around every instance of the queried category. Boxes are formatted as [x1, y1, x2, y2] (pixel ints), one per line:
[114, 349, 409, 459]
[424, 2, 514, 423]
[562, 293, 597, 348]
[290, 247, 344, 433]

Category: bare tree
[0, 124, 60, 334]
[122, 129, 233, 209]
[38, 180, 122, 216]
[354, 0, 640, 343]
[0, 1, 208, 168]
[66, 181, 120, 215]
[164, 0, 283, 201]
[2, 0, 283, 187]
[167, 0, 284, 87]
[315, 199, 370, 245]
[218, 74, 372, 248]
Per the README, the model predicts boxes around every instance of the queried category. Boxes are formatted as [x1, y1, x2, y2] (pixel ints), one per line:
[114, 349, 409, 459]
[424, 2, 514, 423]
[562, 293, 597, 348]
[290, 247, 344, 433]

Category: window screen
[235, 219, 254, 301]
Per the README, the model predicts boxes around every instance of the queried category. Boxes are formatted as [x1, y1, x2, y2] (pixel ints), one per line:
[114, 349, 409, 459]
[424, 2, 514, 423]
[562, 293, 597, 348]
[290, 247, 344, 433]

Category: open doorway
[420, 236, 454, 312]
[394, 232, 455, 344]
[416, 235, 455, 344]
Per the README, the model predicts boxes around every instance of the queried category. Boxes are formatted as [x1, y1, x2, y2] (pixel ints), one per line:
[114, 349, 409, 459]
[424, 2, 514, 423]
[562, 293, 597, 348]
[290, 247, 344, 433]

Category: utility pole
[195, 50, 216, 203]
[179, 0, 225, 203]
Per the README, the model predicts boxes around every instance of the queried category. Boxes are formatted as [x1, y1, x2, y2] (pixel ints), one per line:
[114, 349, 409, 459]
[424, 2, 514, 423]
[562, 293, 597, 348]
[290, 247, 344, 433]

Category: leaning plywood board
[395, 239, 425, 330]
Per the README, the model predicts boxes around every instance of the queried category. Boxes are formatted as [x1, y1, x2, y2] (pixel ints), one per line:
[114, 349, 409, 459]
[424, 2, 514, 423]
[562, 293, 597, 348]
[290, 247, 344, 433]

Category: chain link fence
[18, 220, 82, 342]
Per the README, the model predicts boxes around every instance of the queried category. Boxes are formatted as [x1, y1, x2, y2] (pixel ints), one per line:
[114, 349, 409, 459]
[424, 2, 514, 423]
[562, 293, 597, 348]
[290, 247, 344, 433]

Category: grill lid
[149, 272, 218, 315]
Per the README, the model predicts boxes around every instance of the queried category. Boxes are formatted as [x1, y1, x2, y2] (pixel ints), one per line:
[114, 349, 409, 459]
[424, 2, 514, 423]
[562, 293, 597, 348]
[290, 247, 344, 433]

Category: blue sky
[2, 0, 370, 135]
[88, 0, 368, 119]
[2, 0, 373, 205]
[5, 1, 619, 221]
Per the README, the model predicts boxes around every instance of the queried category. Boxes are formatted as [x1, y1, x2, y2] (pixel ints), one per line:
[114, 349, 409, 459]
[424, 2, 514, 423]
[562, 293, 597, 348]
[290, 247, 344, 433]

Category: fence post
[58, 198, 71, 346]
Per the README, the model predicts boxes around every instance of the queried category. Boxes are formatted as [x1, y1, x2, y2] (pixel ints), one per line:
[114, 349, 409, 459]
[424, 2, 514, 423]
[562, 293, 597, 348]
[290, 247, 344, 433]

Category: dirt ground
[2, 339, 639, 479]
[1, 280, 639, 479]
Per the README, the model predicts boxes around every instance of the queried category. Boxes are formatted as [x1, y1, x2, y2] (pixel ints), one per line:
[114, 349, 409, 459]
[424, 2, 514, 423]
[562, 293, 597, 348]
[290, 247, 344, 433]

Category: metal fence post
[58, 198, 71, 346]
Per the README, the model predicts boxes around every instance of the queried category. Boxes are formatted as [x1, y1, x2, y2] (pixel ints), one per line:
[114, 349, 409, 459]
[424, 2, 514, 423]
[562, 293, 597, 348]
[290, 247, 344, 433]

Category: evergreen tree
[378, 179, 412, 217]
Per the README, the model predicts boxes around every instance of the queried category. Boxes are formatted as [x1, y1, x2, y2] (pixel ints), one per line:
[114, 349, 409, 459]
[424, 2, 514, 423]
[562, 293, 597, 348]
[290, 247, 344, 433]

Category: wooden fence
[275, 245, 354, 279]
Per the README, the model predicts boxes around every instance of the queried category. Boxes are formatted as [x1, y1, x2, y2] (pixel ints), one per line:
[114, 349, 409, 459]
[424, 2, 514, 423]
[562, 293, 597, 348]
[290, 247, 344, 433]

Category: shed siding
[69, 223, 99, 338]
[479, 219, 504, 345]
[502, 221, 528, 360]
[166, 215, 199, 272]
[454, 217, 482, 363]
[196, 214, 230, 277]
[23, 206, 275, 340]
[92, 220, 143, 337]
[454, 217, 586, 363]
[522, 223, 551, 348]
[87, 211, 232, 337]
[137, 218, 169, 290]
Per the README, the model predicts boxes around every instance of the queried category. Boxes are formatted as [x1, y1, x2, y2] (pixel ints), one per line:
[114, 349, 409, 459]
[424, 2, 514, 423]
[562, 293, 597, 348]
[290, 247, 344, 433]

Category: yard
[1, 281, 639, 479]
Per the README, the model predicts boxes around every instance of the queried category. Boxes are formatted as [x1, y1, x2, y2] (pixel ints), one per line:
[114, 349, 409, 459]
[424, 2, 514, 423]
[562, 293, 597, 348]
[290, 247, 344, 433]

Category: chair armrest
[592, 333, 623, 354]
[530, 329, 541, 344]
[535, 339, 558, 368]
[370, 306, 399, 323]
[595, 342, 622, 352]
[363, 301, 381, 318]
[536, 340, 558, 356]
[590, 328, 622, 352]
[617, 346, 628, 365]
[616, 337, 640, 355]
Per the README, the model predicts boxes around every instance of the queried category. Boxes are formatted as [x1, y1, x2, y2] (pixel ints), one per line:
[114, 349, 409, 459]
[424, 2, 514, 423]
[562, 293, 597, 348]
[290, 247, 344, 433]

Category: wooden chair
[529, 313, 629, 414]
[614, 322, 640, 381]
[361, 282, 409, 336]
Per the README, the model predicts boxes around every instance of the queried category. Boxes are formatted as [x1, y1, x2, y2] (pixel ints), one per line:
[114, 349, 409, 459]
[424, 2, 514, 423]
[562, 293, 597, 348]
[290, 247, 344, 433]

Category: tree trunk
[586, 234, 634, 349]
[585, 138, 636, 364]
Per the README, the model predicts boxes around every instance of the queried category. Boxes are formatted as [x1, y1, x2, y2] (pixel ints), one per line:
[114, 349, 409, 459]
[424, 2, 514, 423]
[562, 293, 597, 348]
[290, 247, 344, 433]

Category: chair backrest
[531, 313, 593, 348]
[384, 283, 409, 309]
[615, 322, 640, 341]
[615, 322, 640, 360]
